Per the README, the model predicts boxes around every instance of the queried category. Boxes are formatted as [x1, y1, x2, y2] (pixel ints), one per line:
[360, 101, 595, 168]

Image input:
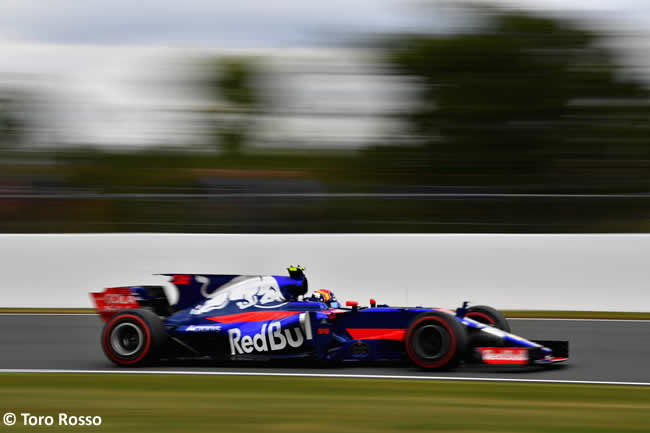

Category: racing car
[90, 266, 568, 370]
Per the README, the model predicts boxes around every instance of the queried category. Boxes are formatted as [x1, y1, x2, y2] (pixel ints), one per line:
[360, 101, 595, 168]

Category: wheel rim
[412, 324, 450, 360]
[110, 322, 144, 357]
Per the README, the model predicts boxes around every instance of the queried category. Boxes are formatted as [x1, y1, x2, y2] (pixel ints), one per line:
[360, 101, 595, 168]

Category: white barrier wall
[1, 234, 648, 311]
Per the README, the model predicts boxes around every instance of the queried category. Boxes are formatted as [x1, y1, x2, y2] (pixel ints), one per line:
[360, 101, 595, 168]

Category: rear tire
[465, 305, 510, 332]
[102, 309, 166, 366]
[405, 312, 467, 370]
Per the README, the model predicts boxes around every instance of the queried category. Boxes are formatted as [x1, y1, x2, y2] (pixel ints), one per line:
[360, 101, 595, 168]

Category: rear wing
[90, 285, 171, 322]
[90, 287, 140, 322]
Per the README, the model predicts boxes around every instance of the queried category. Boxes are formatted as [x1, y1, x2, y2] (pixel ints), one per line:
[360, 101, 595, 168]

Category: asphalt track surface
[1, 315, 649, 383]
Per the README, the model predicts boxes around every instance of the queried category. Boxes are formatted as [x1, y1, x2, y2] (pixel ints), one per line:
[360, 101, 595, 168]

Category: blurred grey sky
[0, 0, 438, 47]
[0, 0, 648, 149]
[0, 1, 648, 47]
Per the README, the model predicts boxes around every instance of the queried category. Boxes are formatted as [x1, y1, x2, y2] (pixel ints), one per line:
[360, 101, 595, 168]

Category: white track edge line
[0, 369, 648, 386]
[507, 318, 650, 322]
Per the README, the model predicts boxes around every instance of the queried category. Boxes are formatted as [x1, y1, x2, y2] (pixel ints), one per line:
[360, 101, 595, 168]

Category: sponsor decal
[228, 316, 313, 355]
[103, 294, 138, 309]
[172, 274, 192, 285]
[191, 276, 286, 315]
[92, 288, 139, 313]
[180, 325, 222, 332]
[479, 348, 529, 365]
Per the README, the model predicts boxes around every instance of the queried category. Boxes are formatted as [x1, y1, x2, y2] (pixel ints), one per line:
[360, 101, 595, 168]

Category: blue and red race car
[90, 266, 568, 370]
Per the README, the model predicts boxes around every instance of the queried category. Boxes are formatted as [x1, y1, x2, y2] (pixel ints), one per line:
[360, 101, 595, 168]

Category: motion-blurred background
[1, 0, 649, 233]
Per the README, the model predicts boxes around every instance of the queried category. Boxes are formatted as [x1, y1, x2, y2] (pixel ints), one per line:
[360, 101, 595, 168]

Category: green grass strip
[0, 373, 649, 432]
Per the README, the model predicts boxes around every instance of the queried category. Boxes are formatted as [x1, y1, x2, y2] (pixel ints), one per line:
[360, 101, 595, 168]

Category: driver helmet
[309, 289, 339, 308]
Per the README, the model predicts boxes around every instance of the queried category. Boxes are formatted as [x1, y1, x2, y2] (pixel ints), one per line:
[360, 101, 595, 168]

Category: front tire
[102, 309, 166, 366]
[405, 312, 467, 370]
[465, 305, 511, 332]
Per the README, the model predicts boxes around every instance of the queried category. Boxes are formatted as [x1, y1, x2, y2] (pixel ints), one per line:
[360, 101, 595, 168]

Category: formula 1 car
[90, 266, 568, 370]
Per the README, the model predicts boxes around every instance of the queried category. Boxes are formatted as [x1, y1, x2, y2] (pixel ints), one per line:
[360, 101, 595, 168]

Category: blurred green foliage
[216, 59, 260, 108]
[208, 58, 261, 155]
[373, 11, 650, 191]
[0, 91, 26, 151]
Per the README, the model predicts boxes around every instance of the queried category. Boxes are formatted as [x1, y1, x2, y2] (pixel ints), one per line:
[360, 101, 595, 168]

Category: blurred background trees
[376, 10, 650, 192]
[209, 58, 261, 155]
[0, 3, 648, 232]
[0, 91, 27, 151]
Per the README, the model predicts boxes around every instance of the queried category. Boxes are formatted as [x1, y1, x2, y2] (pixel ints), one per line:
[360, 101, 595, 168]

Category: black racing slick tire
[102, 309, 166, 367]
[465, 305, 511, 332]
[405, 312, 468, 370]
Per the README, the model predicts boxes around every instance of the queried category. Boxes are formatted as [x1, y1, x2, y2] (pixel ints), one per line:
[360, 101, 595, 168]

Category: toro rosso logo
[228, 317, 313, 355]
[190, 276, 286, 315]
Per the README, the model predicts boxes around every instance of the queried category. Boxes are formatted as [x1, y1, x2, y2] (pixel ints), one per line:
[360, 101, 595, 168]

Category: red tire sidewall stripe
[406, 316, 457, 369]
[103, 314, 152, 365]
[465, 312, 495, 324]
